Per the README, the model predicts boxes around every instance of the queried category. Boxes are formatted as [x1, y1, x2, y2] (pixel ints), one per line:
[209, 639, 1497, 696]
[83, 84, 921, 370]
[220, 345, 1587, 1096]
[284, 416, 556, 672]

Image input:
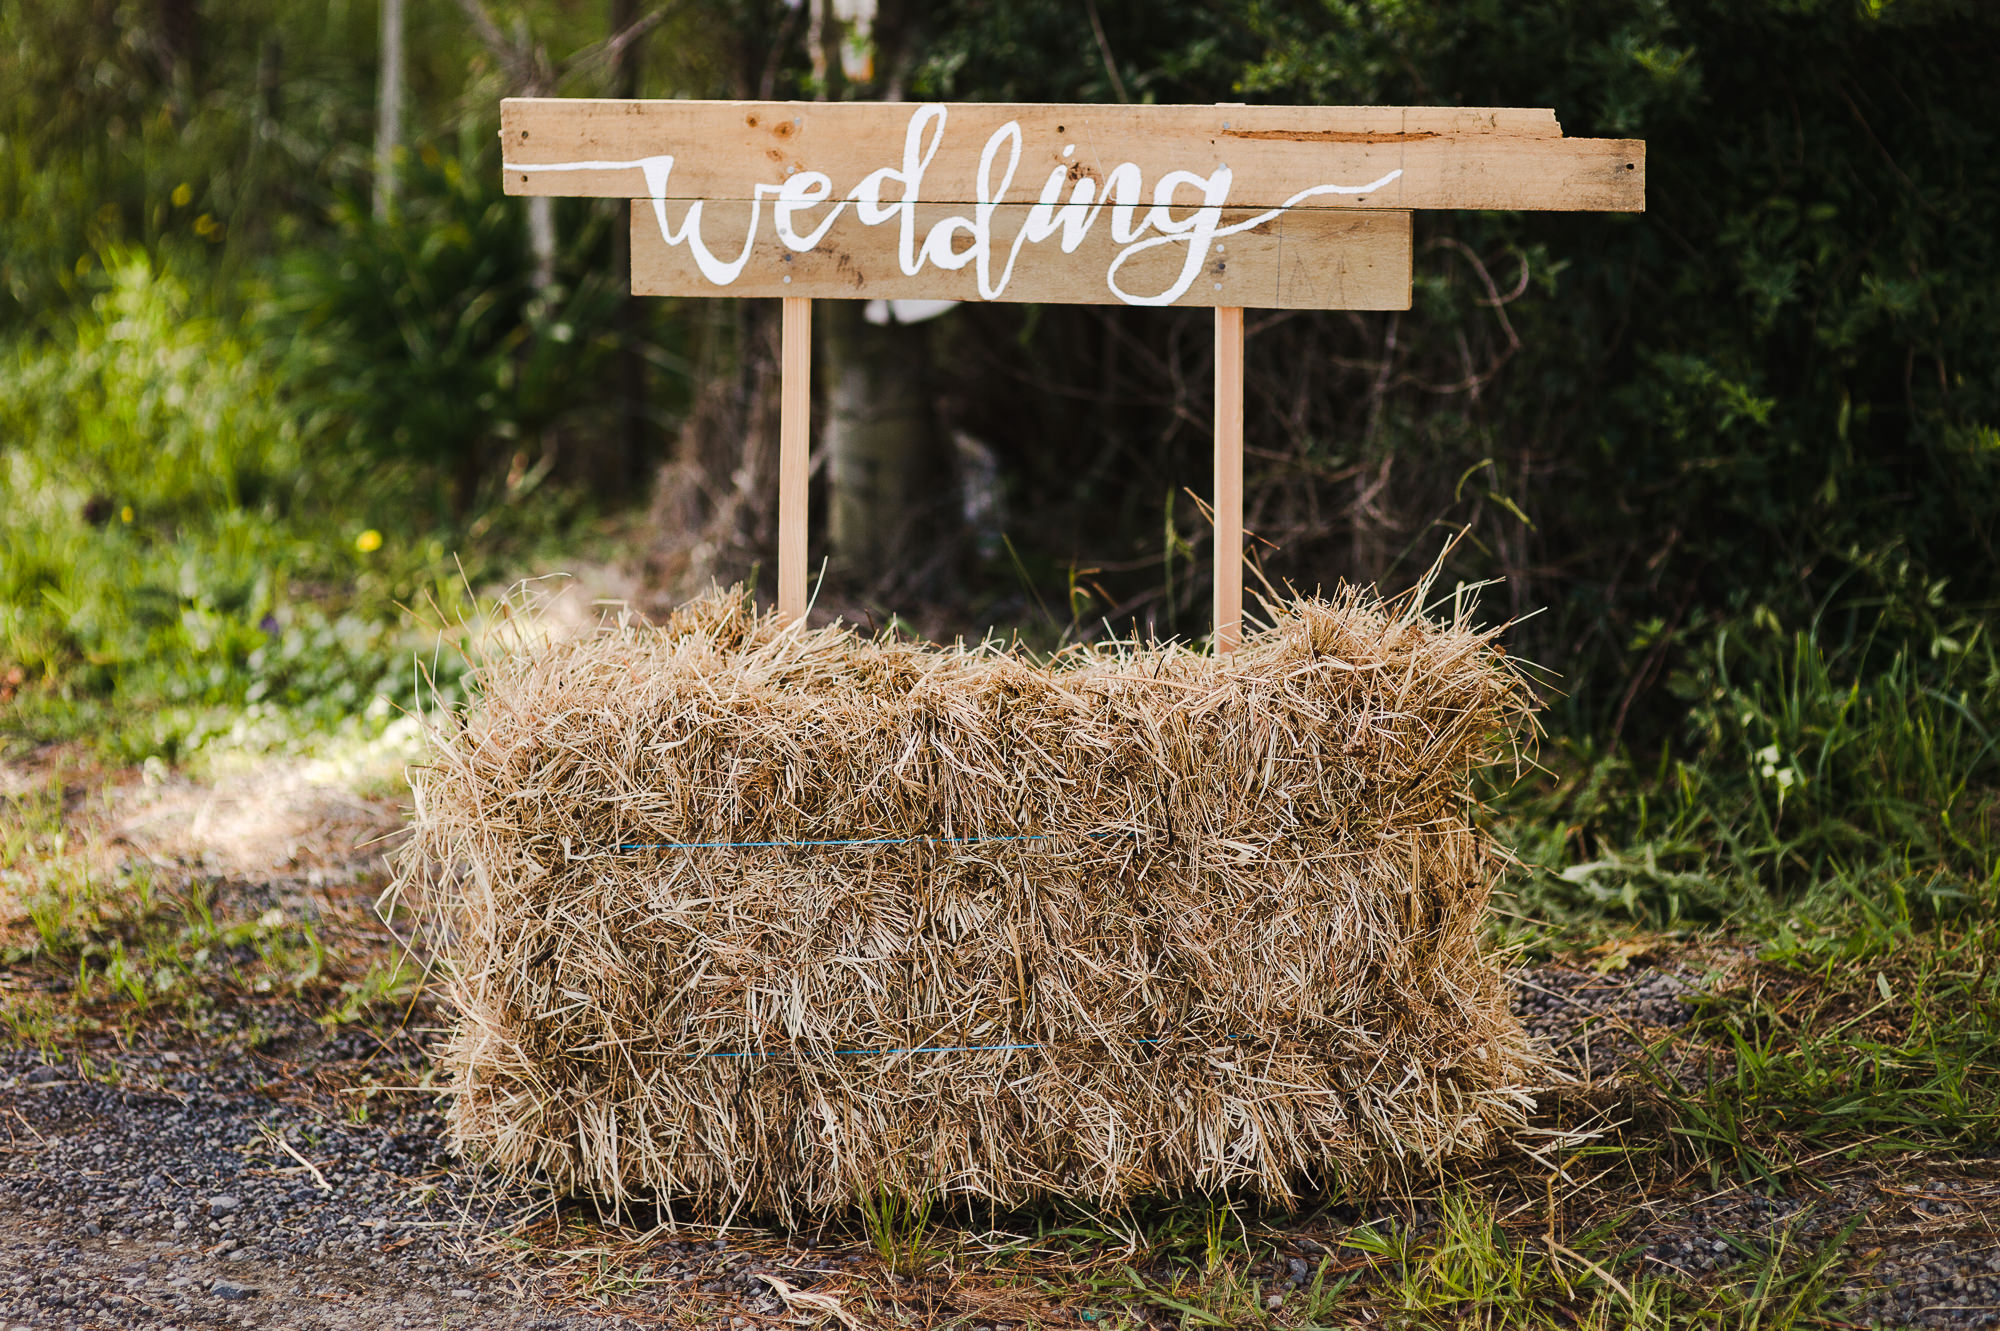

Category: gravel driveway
[0, 1027, 639, 1331]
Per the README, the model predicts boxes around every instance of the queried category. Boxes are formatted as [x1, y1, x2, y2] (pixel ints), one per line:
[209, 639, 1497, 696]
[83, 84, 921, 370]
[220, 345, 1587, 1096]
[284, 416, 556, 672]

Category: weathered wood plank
[629, 201, 1412, 310]
[1213, 306, 1245, 654]
[777, 296, 811, 623]
[503, 99, 1642, 212]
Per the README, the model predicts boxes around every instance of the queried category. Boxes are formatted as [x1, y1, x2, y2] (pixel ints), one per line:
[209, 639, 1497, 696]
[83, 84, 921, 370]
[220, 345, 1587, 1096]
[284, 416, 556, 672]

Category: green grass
[0, 252, 620, 766]
[0, 256, 606, 1058]
[0, 776, 420, 1048]
[1495, 602, 1999, 942]
[998, 1191, 1867, 1329]
[858, 1184, 946, 1278]
[1651, 911, 2000, 1189]
[1467, 595, 2000, 1202]
[502, 1181, 1877, 1331]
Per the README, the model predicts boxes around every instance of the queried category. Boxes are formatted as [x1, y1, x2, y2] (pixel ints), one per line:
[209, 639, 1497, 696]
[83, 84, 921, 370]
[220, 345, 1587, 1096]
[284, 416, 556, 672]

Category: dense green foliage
[0, 252, 484, 761]
[898, 0, 2000, 937]
[0, 0, 635, 758]
[1497, 602, 1998, 935]
[269, 140, 628, 514]
[913, 0, 2000, 723]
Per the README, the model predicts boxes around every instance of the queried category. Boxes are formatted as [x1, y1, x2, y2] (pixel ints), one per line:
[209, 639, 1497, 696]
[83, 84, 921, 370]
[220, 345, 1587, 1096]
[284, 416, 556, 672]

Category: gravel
[0, 1026, 639, 1330]
[1514, 960, 1701, 1076]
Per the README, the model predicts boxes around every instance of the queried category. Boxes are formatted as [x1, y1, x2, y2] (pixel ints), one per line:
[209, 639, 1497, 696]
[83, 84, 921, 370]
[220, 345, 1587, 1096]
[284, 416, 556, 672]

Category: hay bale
[400, 587, 1540, 1221]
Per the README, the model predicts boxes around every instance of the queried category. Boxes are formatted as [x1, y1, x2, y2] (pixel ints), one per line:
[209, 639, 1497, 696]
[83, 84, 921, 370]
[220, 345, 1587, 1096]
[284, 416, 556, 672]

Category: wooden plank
[1213, 307, 1244, 654]
[502, 99, 1642, 213]
[630, 201, 1412, 310]
[777, 296, 812, 623]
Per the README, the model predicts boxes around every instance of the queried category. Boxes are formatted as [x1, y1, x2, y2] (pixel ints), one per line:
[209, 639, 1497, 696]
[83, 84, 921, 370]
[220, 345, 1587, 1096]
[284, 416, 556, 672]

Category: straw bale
[399, 587, 1541, 1221]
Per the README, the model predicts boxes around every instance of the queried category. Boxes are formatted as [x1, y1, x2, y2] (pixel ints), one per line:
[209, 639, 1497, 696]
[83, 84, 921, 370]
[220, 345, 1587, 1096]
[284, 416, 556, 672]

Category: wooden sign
[499, 99, 1644, 641]
[500, 101, 1642, 210]
[629, 204, 1411, 309]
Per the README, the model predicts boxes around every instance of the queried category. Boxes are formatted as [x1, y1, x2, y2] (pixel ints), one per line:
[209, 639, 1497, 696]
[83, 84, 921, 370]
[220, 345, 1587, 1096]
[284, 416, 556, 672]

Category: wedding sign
[502, 100, 1643, 310]
[497, 98, 1644, 634]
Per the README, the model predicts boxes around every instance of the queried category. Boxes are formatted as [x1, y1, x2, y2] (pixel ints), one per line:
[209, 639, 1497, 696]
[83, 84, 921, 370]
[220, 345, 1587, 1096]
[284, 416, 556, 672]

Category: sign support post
[1214, 307, 1245, 654]
[778, 296, 812, 623]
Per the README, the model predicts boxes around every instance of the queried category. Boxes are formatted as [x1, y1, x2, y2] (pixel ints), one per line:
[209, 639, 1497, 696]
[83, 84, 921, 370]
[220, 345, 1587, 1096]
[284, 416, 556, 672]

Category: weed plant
[1496, 596, 1999, 939]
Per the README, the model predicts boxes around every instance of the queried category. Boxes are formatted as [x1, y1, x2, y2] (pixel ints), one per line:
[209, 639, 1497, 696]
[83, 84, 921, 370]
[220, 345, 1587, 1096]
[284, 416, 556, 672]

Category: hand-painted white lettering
[1108, 167, 1233, 305]
[629, 155, 766, 285]
[501, 104, 1404, 306]
[916, 121, 1023, 297]
[773, 171, 841, 250]
[851, 103, 946, 276]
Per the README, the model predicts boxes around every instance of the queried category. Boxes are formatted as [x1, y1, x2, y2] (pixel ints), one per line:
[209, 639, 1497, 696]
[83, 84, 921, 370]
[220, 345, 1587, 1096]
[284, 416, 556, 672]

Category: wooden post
[1213, 306, 1245, 654]
[778, 296, 813, 623]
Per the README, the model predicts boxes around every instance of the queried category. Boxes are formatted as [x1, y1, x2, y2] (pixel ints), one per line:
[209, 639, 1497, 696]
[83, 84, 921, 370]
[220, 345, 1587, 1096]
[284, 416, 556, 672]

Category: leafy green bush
[1499, 593, 1999, 931]
[268, 139, 625, 516]
[910, 0, 2000, 746]
[1, 254, 295, 680]
[0, 253, 468, 760]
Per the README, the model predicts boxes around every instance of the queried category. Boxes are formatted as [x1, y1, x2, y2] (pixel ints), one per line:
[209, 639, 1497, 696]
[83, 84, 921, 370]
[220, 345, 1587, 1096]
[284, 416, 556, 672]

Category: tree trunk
[526, 198, 556, 288]
[823, 300, 940, 585]
[157, 0, 199, 92]
[648, 6, 793, 602]
[374, 0, 405, 221]
[815, 0, 946, 589]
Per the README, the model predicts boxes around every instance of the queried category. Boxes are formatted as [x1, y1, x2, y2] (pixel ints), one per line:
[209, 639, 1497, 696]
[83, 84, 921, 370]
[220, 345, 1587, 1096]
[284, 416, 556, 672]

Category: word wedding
[509, 103, 1407, 305]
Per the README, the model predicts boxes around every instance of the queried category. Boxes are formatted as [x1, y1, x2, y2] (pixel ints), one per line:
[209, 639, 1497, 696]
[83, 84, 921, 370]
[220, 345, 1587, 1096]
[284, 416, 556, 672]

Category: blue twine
[620, 830, 1125, 851]
[695, 1035, 1206, 1060]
